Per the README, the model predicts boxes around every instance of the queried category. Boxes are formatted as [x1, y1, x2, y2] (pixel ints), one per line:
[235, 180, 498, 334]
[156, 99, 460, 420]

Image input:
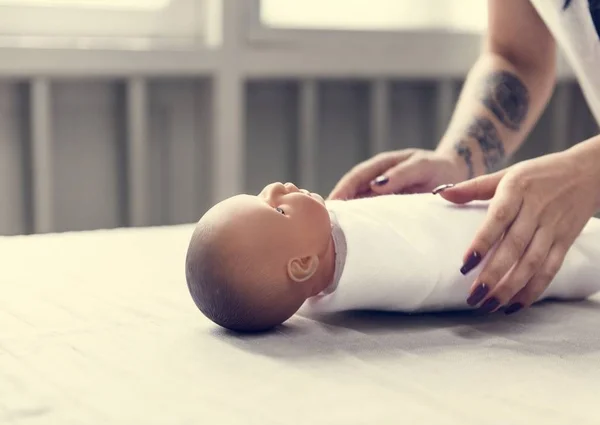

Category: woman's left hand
[436, 145, 600, 314]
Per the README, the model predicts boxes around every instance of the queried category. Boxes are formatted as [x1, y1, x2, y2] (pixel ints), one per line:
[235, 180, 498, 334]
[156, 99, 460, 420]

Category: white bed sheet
[1, 225, 600, 425]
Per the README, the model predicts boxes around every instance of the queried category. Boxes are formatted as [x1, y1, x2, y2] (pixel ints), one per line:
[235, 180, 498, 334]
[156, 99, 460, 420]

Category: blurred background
[0, 0, 597, 236]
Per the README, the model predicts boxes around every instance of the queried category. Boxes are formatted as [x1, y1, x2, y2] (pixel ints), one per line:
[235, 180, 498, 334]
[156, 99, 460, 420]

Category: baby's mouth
[307, 191, 325, 205]
[299, 188, 325, 205]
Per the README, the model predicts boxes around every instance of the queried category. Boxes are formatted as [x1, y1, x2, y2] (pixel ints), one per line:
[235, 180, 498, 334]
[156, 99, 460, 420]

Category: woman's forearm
[436, 52, 556, 180]
[565, 133, 600, 211]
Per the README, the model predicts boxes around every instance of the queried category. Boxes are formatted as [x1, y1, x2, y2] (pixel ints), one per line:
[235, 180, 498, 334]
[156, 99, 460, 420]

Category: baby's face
[252, 182, 331, 263]
[256, 181, 328, 228]
[204, 182, 332, 277]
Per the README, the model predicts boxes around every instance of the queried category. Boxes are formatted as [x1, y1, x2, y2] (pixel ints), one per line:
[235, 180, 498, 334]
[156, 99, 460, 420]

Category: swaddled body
[185, 183, 600, 332]
[301, 194, 600, 315]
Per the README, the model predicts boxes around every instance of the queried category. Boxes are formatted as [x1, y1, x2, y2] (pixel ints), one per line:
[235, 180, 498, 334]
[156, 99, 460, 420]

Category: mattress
[1, 225, 600, 425]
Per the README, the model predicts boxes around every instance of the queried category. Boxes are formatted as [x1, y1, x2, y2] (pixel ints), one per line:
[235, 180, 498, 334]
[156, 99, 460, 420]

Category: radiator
[0, 77, 596, 236]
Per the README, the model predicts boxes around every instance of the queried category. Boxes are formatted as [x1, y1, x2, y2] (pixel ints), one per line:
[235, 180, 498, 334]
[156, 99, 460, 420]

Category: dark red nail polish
[432, 183, 454, 194]
[467, 283, 489, 306]
[477, 297, 500, 314]
[505, 303, 523, 315]
[373, 175, 389, 186]
[460, 251, 482, 275]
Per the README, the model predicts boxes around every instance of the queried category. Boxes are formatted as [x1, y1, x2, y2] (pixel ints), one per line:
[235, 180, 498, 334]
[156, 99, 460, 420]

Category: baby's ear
[287, 255, 319, 283]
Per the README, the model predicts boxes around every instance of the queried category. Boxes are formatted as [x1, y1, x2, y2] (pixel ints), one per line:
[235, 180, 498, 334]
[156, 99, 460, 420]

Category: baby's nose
[284, 182, 299, 192]
[264, 182, 290, 198]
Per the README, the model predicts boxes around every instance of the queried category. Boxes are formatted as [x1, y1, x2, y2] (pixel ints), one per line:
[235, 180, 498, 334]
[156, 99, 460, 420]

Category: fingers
[505, 244, 567, 313]
[472, 228, 553, 313]
[369, 157, 431, 195]
[465, 204, 536, 312]
[460, 180, 523, 269]
[328, 152, 410, 200]
[438, 170, 506, 204]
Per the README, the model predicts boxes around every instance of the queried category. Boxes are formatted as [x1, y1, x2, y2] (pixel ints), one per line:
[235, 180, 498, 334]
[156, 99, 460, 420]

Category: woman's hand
[437, 145, 600, 314]
[328, 149, 468, 200]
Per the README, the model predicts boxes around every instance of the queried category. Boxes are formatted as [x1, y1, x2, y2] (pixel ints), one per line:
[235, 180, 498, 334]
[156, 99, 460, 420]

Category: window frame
[0, 0, 209, 50]
[0, 0, 575, 79]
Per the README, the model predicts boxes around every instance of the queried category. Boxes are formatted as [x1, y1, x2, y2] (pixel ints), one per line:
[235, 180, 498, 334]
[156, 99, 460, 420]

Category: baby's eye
[275, 207, 285, 215]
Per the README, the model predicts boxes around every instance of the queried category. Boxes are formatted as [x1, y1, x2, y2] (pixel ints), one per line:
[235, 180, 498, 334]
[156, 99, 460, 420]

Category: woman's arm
[436, 0, 557, 180]
[327, 0, 558, 200]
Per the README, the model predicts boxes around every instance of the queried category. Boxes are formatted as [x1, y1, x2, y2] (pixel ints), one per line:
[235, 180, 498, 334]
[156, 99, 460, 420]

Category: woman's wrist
[565, 134, 600, 211]
[434, 144, 473, 182]
[436, 137, 499, 182]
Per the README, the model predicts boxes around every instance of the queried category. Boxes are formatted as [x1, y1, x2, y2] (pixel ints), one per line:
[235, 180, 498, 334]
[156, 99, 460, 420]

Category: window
[0, 0, 169, 10]
[260, 0, 487, 33]
[0, 0, 209, 49]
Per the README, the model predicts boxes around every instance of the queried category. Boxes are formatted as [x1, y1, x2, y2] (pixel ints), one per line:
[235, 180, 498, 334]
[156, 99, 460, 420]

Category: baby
[185, 182, 600, 332]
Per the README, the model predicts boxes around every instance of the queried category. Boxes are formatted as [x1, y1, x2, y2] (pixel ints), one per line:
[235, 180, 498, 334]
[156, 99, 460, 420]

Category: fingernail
[467, 283, 489, 306]
[372, 175, 389, 186]
[477, 297, 500, 314]
[504, 303, 523, 315]
[432, 183, 454, 194]
[460, 251, 482, 275]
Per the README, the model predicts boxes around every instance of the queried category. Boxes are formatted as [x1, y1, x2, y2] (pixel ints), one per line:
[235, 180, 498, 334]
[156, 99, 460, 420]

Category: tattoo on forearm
[467, 117, 506, 173]
[454, 141, 475, 179]
[481, 71, 529, 131]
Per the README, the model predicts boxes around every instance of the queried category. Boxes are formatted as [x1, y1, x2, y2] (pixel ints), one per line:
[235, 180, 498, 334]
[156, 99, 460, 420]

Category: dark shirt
[591, 0, 600, 38]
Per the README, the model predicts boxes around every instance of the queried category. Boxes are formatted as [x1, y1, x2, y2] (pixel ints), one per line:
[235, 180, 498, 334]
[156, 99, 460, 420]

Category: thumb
[369, 160, 425, 195]
[436, 170, 505, 204]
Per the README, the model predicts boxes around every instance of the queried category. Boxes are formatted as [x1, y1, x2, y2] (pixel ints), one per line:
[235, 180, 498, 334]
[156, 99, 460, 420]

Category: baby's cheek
[311, 205, 333, 243]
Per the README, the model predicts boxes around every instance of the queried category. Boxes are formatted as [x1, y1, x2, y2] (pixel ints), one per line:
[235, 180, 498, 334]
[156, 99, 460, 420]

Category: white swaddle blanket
[300, 194, 600, 314]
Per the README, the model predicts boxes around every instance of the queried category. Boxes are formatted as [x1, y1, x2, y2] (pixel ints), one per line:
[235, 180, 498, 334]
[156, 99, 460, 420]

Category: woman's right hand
[327, 149, 469, 200]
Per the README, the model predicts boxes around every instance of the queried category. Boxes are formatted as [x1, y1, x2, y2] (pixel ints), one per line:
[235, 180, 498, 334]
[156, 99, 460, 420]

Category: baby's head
[185, 182, 335, 332]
